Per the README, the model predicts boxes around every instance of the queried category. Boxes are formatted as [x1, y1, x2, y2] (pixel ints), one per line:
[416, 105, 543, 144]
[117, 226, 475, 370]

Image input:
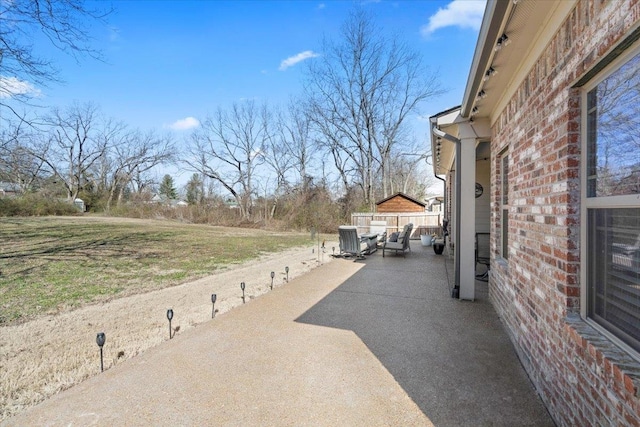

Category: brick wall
[489, 1, 640, 425]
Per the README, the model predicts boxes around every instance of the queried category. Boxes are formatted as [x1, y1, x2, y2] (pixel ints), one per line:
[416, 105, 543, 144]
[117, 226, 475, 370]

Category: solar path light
[167, 309, 174, 339]
[211, 294, 217, 318]
[96, 332, 106, 372]
[270, 271, 275, 290]
[285, 266, 289, 282]
[240, 282, 246, 303]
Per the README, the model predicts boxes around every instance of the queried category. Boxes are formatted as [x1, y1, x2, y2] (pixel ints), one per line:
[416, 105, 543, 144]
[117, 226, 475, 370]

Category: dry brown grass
[0, 216, 336, 421]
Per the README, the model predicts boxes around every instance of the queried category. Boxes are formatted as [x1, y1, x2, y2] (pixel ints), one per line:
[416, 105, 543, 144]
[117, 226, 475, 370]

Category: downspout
[433, 171, 446, 245]
[432, 125, 462, 298]
[433, 174, 446, 226]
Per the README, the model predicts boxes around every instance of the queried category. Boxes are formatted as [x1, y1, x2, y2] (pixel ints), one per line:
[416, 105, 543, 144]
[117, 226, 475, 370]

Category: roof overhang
[430, 0, 569, 177]
[462, 0, 571, 122]
[430, 106, 461, 175]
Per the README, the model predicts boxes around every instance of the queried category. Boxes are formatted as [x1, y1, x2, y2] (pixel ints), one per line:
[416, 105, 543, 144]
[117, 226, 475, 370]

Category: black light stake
[270, 271, 275, 290]
[332, 246, 335, 255]
[211, 294, 217, 318]
[285, 266, 289, 282]
[167, 309, 174, 339]
[240, 282, 246, 303]
[96, 332, 106, 372]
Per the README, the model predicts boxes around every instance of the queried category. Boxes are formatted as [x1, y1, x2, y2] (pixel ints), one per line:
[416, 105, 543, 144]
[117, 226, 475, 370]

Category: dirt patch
[0, 242, 336, 421]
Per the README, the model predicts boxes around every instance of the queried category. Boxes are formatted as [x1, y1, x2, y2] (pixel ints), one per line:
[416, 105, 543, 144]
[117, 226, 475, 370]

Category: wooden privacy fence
[351, 212, 443, 239]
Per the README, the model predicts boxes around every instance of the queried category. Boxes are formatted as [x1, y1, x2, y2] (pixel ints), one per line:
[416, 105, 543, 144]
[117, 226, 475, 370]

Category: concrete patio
[3, 242, 555, 426]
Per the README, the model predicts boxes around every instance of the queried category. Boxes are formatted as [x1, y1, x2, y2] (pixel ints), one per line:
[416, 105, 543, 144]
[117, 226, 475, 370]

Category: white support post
[459, 136, 476, 301]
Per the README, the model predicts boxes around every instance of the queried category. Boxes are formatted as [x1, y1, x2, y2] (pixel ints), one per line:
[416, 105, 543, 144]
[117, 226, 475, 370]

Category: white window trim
[579, 40, 640, 360]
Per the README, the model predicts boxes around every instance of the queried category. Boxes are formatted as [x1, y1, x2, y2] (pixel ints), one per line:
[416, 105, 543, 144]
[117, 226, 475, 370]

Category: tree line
[0, 4, 442, 230]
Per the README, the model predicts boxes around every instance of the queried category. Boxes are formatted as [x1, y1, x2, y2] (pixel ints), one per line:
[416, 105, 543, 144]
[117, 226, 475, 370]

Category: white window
[500, 151, 509, 260]
[582, 45, 640, 354]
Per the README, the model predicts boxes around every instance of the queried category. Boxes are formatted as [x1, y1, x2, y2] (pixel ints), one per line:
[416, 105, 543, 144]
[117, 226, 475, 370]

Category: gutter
[431, 125, 462, 298]
[461, 0, 511, 117]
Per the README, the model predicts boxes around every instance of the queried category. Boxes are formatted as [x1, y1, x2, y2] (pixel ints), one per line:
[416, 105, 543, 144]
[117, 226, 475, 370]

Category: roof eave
[460, 0, 511, 118]
[430, 107, 461, 176]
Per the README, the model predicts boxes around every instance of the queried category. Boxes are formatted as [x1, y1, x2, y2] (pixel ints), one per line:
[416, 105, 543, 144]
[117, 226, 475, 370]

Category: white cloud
[168, 116, 200, 131]
[0, 76, 41, 98]
[279, 50, 319, 71]
[421, 0, 486, 36]
[250, 148, 264, 159]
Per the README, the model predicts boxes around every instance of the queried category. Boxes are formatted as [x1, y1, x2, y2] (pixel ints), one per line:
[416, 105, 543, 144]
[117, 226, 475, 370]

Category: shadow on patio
[4, 241, 556, 427]
[296, 242, 554, 426]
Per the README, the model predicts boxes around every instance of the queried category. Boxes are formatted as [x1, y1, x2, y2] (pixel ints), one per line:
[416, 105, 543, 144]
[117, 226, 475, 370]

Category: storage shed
[375, 192, 426, 213]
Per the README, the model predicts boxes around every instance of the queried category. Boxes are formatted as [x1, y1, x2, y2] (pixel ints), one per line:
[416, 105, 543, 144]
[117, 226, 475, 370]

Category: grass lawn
[0, 216, 311, 324]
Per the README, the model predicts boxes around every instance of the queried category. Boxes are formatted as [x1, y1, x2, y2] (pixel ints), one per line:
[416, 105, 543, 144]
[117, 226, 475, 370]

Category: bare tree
[186, 100, 269, 221]
[275, 99, 318, 189]
[263, 113, 294, 195]
[27, 102, 108, 202]
[129, 170, 156, 196]
[260, 100, 320, 220]
[0, 0, 110, 116]
[0, 120, 47, 193]
[105, 130, 175, 209]
[260, 100, 318, 207]
[387, 155, 430, 198]
[304, 8, 443, 210]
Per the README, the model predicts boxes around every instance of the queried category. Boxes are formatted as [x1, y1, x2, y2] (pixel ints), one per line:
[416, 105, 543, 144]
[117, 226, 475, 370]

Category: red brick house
[375, 192, 426, 213]
[430, 0, 640, 425]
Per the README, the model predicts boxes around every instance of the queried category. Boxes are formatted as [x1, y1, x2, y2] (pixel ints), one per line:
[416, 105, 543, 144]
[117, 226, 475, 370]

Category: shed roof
[375, 192, 426, 207]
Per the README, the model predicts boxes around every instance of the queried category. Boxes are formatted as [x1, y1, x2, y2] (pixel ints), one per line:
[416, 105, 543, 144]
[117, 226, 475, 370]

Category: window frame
[580, 41, 640, 359]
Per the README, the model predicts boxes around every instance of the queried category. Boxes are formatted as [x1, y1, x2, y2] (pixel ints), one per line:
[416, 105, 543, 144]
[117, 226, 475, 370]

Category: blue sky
[10, 0, 485, 130]
[4, 0, 485, 187]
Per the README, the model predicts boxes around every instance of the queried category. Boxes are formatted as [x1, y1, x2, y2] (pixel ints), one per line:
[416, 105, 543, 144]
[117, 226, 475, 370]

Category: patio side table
[360, 233, 378, 254]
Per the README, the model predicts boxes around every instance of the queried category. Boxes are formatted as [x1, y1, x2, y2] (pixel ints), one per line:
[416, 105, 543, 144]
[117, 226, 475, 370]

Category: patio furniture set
[336, 222, 414, 260]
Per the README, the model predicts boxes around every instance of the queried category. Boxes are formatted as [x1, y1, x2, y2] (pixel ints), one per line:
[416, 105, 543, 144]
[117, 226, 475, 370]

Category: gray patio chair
[338, 226, 368, 260]
[475, 232, 490, 281]
[382, 223, 413, 257]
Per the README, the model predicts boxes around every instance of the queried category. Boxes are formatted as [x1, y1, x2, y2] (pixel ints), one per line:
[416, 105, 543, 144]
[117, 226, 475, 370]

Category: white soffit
[489, 0, 576, 125]
[432, 108, 461, 175]
[466, 0, 575, 124]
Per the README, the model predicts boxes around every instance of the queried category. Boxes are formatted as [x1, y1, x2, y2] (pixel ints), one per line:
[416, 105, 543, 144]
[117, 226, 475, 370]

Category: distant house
[375, 192, 425, 213]
[225, 198, 239, 209]
[429, 0, 640, 425]
[0, 182, 21, 197]
[425, 196, 443, 213]
[150, 193, 188, 207]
